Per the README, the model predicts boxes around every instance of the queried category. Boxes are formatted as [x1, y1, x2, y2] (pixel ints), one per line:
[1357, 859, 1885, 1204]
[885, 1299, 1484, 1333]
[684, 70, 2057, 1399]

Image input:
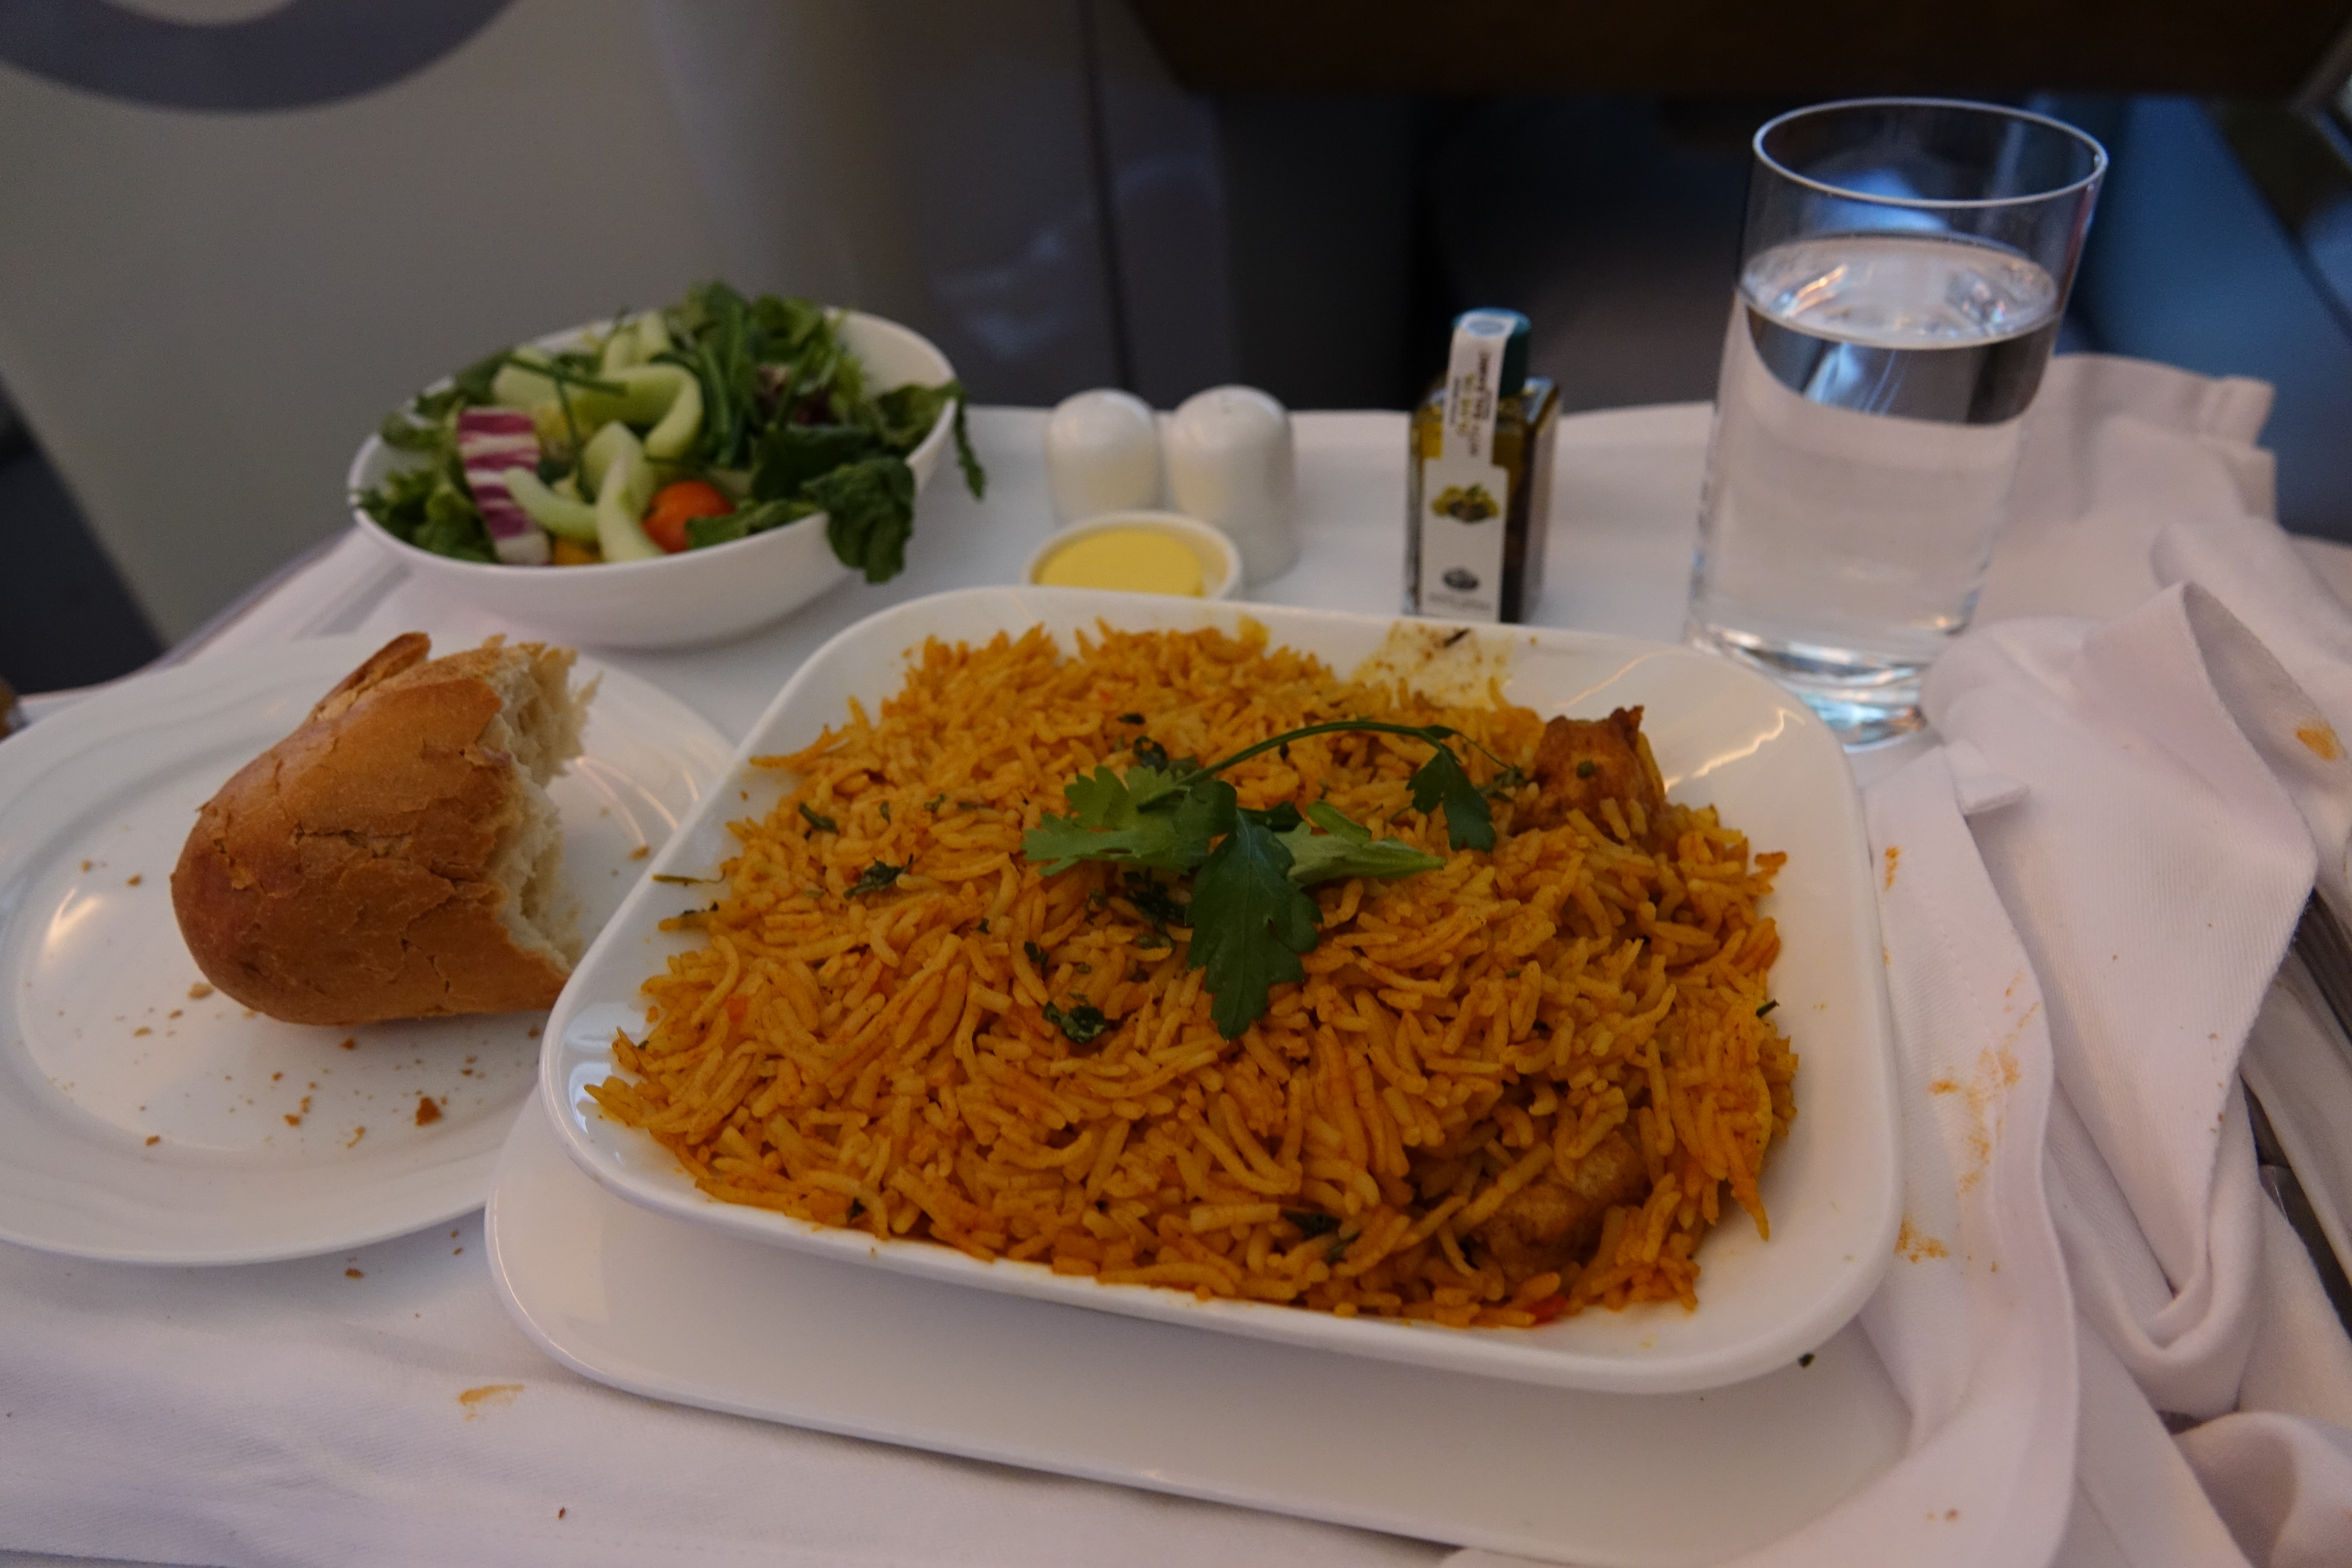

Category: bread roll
[171, 633, 593, 1026]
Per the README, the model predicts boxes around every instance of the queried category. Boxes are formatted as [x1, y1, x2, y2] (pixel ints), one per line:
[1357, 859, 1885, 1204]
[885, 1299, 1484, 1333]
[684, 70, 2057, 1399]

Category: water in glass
[1689, 230, 2060, 742]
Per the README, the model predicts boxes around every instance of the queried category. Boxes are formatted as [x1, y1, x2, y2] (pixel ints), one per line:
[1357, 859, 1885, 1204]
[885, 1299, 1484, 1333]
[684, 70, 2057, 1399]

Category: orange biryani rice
[587, 622, 1796, 1325]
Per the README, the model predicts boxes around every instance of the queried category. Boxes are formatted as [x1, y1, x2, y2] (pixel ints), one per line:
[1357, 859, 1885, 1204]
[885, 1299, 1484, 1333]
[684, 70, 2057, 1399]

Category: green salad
[358, 281, 984, 581]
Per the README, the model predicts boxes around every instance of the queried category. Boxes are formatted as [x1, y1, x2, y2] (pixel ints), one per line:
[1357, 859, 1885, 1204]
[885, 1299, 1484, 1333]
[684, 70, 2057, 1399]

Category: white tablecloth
[7, 399, 2350, 1568]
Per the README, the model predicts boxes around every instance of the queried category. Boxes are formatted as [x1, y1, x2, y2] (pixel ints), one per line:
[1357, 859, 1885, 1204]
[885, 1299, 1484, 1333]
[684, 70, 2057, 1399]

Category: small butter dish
[1024, 511, 1240, 601]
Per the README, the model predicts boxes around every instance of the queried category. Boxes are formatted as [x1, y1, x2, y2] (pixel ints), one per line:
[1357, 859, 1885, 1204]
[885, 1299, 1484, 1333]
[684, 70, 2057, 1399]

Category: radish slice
[457, 407, 550, 564]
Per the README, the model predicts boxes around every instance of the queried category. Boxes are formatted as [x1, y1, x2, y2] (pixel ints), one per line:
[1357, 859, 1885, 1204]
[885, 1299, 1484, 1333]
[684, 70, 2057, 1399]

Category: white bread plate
[0, 635, 730, 1263]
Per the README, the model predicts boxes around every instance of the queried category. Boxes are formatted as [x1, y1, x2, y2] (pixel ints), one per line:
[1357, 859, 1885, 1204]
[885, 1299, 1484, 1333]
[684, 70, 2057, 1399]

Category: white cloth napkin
[1731, 739, 2079, 1567]
[1976, 355, 2276, 626]
[1853, 361, 2352, 1567]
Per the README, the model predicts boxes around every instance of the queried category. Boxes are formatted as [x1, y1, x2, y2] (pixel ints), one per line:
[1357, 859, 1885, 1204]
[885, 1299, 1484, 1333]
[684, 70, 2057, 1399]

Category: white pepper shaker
[1044, 388, 1161, 524]
[1164, 385, 1298, 585]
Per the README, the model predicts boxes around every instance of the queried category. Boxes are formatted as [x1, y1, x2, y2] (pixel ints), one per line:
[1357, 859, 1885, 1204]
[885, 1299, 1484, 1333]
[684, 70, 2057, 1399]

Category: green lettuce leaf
[358, 447, 494, 564]
[751, 422, 883, 501]
[686, 496, 818, 550]
[864, 382, 956, 454]
[808, 456, 917, 583]
[751, 293, 829, 361]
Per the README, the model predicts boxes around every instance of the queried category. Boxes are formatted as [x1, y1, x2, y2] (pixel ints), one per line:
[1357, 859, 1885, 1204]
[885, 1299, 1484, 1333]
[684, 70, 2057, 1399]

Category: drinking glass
[1686, 99, 2106, 745]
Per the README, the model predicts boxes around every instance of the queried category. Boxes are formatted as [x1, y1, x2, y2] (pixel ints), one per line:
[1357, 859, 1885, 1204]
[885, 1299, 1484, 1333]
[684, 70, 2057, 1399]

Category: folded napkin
[1858, 366, 2352, 1566]
[1976, 355, 2277, 626]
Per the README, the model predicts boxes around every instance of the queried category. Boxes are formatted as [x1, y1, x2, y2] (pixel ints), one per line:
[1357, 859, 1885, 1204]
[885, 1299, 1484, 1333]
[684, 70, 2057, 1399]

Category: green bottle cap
[1454, 309, 1530, 397]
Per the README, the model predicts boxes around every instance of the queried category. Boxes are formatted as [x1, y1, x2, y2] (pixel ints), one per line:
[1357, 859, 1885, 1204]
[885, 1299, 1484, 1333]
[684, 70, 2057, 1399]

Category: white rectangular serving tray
[538, 587, 1900, 1394]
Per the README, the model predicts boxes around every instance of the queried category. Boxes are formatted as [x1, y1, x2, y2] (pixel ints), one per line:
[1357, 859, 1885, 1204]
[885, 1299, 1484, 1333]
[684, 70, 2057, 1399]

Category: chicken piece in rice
[1519, 706, 1665, 833]
[1474, 1131, 1652, 1276]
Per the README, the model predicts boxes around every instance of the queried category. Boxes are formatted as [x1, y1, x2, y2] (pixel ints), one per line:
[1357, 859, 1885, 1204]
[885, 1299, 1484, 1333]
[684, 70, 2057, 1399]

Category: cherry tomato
[643, 479, 734, 555]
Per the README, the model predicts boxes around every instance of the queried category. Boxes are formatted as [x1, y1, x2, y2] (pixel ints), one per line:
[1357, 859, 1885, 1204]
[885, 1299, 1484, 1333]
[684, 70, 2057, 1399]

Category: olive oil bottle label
[1418, 313, 1517, 621]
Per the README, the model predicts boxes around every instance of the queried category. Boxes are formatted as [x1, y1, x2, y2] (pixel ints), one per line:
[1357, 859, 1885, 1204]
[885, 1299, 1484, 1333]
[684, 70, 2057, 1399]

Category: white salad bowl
[347, 311, 958, 651]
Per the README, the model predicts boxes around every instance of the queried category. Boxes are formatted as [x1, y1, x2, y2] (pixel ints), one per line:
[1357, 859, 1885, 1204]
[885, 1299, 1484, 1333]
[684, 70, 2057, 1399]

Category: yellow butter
[1036, 529, 1204, 595]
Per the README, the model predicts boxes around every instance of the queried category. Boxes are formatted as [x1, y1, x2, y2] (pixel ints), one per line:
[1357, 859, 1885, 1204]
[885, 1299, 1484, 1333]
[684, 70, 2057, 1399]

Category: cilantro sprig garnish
[1021, 720, 1520, 1038]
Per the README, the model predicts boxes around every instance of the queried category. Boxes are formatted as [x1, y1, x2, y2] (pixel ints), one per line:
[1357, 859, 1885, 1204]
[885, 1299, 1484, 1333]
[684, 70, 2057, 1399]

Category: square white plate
[540, 587, 1900, 1393]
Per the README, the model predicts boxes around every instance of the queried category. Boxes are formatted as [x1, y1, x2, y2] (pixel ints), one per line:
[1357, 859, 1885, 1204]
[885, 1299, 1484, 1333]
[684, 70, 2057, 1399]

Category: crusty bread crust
[171, 632, 583, 1026]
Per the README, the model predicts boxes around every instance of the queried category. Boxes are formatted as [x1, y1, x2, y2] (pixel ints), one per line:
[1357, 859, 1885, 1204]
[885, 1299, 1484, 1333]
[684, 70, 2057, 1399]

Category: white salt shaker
[1044, 388, 1161, 524]
[1165, 385, 1298, 584]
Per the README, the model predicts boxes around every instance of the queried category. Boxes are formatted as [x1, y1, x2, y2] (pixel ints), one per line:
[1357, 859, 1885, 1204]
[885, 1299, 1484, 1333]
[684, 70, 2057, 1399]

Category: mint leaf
[1277, 800, 1445, 886]
[1409, 742, 1495, 852]
[1187, 794, 1320, 1039]
[847, 861, 904, 897]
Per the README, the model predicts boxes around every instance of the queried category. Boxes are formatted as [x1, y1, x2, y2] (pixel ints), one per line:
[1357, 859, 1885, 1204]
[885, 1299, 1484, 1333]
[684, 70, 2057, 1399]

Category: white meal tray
[532, 587, 1900, 1397]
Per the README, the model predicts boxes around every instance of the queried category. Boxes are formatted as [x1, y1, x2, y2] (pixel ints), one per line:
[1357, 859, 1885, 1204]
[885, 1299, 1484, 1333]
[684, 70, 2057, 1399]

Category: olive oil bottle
[1406, 309, 1558, 623]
